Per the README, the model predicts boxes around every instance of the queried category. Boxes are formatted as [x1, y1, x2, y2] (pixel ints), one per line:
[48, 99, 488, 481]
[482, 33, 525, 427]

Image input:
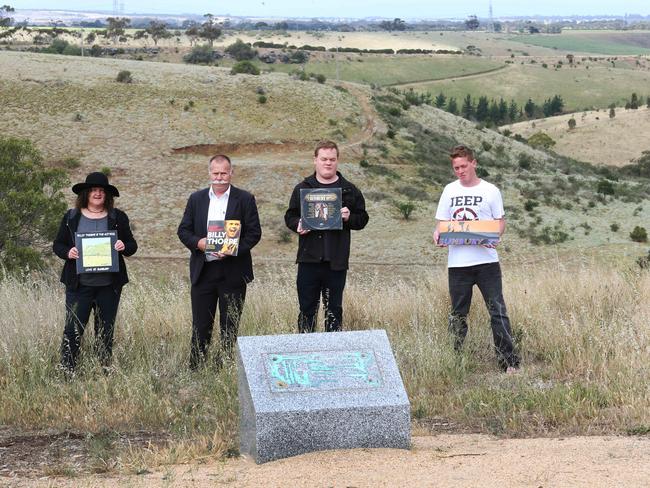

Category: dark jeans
[448, 262, 520, 370]
[296, 262, 347, 333]
[190, 260, 246, 369]
[61, 284, 122, 371]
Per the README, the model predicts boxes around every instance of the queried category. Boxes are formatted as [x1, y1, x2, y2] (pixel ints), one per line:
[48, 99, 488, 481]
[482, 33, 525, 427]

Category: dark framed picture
[75, 230, 119, 274]
[300, 188, 342, 230]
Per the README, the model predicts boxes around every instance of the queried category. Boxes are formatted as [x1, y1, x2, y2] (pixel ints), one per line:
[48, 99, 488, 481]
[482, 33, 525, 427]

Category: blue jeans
[448, 262, 519, 370]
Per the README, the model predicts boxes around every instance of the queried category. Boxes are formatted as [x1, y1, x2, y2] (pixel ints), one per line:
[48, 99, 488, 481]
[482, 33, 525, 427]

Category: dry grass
[0, 50, 363, 257]
[0, 260, 648, 472]
[411, 61, 650, 112]
[504, 106, 650, 166]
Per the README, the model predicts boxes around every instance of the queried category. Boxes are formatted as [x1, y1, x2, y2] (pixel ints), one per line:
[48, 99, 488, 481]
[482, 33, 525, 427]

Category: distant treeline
[400, 89, 566, 125]
[252, 41, 462, 55]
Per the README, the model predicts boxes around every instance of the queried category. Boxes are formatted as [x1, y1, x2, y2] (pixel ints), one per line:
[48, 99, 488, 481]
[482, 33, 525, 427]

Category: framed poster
[437, 220, 501, 246]
[75, 230, 119, 273]
[300, 188, 343, 230]
[205, 219, 240, 256]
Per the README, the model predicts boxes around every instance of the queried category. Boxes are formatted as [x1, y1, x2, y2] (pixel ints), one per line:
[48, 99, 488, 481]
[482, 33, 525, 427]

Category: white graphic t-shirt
[435, 179, 505, 268]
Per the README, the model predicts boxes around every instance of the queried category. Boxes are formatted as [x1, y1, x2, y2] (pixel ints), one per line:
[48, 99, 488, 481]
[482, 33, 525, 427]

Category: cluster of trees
[427, 92, 565, 125]
[378, 18, 407, 31]
[184, 14, 222, 46]
[184, 38, 312, 66]
[0, 4, 14, 27]
[623, 92, 650, 110]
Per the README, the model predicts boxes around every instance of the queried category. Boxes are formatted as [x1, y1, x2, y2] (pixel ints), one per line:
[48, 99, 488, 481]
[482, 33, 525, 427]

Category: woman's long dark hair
[75, 188, 114, 211]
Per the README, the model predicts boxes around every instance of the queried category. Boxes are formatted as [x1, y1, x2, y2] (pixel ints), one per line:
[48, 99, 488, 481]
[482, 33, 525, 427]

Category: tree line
[401, 90, 565, 126]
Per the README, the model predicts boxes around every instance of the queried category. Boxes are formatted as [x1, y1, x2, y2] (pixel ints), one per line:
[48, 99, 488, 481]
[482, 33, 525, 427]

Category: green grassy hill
[1, 50, 649, 268]
[507, 30, 650, 55]
[1, 45, 649, 477]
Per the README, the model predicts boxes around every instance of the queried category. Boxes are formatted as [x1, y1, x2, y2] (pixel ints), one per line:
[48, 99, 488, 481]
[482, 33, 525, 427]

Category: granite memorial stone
[236, 329, 410, 463]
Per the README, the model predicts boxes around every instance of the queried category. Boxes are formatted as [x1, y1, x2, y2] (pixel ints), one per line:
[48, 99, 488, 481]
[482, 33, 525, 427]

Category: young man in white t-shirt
[434, 145, 520, 373]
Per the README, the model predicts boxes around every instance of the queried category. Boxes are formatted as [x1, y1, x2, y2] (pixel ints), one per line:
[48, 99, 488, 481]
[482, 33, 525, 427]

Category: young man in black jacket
[284, 140, 369, 333]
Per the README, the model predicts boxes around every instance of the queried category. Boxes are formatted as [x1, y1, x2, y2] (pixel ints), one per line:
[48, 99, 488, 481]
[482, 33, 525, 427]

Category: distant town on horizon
[9, 7, 650, 26]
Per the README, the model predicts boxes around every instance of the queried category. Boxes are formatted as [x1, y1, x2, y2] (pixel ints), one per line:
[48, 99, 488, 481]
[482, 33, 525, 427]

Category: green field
[508, 31, 650, 55]
[412, 62, 650, 111]
[258, 55, 503, 86]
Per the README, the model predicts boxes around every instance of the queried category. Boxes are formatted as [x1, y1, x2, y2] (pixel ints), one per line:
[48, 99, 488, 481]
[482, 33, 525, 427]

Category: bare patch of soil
[0, 427, 170, 479]
[172, 141, 312, 157]
[4, 433, 648, 487]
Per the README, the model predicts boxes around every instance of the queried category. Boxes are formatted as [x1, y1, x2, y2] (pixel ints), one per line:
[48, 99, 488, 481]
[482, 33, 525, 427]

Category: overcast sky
[12, 0, 650, 18]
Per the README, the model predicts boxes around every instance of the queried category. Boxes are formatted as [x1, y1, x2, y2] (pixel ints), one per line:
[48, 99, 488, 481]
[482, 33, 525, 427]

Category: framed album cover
[437, 220, 501, 246]
[75, 230, 119, 273]
[300, 188, 343, 230]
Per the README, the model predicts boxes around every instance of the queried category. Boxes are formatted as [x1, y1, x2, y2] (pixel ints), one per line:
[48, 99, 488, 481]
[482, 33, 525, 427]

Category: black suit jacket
[177, 185, 261, 286]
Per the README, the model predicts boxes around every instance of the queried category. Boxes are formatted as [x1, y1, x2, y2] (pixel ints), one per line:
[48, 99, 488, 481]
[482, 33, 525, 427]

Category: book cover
[206, 220, 240, 256]
[300, 188, 342, 230]
[75, 230, 119, 273]
[437, 220, 501, 246]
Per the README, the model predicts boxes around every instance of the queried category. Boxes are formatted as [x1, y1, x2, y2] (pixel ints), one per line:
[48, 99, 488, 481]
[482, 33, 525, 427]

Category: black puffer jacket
[52, 208, 138, 290]
[284, 172, 368, 270]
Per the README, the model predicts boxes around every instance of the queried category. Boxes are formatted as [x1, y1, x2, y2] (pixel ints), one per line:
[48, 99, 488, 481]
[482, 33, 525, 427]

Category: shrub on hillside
[637, 249, 650, 269]
[289, 50, 309, 64]
[0, 137, 67, 274]
[116, 70, 132, 83]
[183, 44, 219, 65]
[225, 39, 256, 61]
[231, 60, 260, 75]
[596, 180, 615, 196]
[630, 226, 648, 243]
[524, 199, 539, 212]
[62, 157, 81, 169]
[518, 153, 533, 170]
[527, 132, 556, 150]
[568, 117, 577, 130]
[395, 201, 416, 220]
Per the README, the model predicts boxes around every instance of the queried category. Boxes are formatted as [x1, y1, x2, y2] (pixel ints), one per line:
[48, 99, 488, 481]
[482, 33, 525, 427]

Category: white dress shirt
[205, 185, 230, 262]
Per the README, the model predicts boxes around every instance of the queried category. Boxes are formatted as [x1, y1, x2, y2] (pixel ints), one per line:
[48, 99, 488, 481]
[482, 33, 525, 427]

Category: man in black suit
[178, 154, 262, 369]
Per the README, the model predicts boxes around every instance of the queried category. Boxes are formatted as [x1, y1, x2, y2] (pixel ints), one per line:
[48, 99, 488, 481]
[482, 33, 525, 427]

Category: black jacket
[285, 172, 368, 270]
[177, 185, 262, 286]
[52, 208, 138, 290]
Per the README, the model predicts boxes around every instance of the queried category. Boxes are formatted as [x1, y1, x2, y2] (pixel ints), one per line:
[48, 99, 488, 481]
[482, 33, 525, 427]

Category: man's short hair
[314, 140, 339, 158]
[450, 145, 475, 161]
[209, 154, 232, 169]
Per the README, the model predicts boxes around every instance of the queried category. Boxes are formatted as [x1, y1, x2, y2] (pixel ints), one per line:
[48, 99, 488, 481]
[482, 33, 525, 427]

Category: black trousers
[296, 262, 347, 333]
[448, 262, 520, 370]
[61, 284, 122, 371]
[190, 260, 246, 368]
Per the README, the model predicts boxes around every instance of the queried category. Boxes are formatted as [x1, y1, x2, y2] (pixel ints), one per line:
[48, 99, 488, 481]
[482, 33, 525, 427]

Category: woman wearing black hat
[53, 172, 137, 373]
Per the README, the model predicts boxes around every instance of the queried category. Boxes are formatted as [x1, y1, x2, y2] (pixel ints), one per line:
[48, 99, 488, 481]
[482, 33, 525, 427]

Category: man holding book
[433, 145, 520, 373]
[285, 140, 369, 333]
[178, 154, 261, 369]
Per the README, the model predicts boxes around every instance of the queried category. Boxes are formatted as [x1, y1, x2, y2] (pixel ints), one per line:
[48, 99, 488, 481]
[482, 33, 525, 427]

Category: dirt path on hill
[389, 64, 511, 89]
[4, 434, 648, 487]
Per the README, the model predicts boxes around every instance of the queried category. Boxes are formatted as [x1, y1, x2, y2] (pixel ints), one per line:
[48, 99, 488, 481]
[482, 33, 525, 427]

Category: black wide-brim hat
[72, 172, 120, 197]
